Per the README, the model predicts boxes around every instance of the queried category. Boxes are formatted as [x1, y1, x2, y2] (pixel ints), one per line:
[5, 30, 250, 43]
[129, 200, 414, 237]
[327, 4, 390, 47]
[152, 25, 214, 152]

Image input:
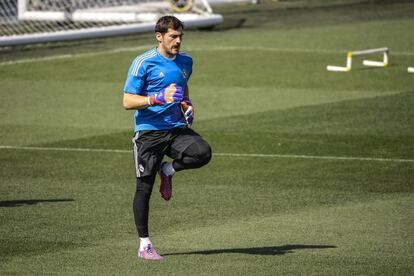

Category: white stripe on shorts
[132, 132, 140, 178]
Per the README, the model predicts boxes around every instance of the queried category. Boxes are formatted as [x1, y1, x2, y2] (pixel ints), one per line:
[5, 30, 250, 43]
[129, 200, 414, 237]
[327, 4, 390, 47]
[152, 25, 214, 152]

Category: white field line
[1, 46, 413, 66]
[1, 145, 413, 163]
[0, 45, 151, 66]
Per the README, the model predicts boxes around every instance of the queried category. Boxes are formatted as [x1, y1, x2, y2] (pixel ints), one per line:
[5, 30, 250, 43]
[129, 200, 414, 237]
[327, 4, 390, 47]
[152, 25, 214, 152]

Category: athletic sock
[139, 237, 152, 251]
[162, 162, 175, 176]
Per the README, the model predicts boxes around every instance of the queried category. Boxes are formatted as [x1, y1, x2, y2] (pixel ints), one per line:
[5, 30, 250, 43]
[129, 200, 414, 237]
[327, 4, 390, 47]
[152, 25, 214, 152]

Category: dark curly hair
[154, 15, 184, 34]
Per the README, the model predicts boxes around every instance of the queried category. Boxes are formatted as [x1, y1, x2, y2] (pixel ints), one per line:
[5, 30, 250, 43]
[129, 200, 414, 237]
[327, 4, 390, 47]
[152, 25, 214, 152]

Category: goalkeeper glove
[181, 96, 194, 126]
[148, 84, 183, 106]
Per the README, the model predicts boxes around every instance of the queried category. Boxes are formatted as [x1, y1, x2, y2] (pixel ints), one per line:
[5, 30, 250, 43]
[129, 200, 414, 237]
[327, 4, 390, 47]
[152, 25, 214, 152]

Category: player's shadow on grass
[164, 244, 336, 256]
[0, 198, 75, 208]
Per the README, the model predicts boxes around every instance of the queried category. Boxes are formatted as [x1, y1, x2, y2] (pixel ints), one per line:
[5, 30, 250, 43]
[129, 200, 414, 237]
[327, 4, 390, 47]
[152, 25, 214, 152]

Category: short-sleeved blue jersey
[123, 48, 193, 131]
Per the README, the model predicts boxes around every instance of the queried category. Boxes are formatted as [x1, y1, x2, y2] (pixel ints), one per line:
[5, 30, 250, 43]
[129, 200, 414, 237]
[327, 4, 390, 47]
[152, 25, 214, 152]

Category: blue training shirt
[123, 48, 193, 131]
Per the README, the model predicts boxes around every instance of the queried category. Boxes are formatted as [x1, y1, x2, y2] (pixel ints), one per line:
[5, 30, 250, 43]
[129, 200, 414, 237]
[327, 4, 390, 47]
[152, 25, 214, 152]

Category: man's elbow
[122, 95, 133, 110]
[122, 99, 128, 109]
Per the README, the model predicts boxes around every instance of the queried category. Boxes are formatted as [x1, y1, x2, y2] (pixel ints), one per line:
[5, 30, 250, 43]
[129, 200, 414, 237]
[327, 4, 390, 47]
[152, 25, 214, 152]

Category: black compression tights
[133, 175, 155, 238]
[133, 141, 211, 237]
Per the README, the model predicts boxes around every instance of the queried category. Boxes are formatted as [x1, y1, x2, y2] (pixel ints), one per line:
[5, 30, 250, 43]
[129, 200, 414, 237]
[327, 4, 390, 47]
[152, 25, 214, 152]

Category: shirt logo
[182, 69, 187, 79]
[159, 71, 165, 78]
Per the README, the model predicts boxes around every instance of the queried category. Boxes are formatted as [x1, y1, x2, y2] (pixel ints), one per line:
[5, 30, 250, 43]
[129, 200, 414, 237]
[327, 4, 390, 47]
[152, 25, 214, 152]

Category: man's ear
[155, 32, 163, 43]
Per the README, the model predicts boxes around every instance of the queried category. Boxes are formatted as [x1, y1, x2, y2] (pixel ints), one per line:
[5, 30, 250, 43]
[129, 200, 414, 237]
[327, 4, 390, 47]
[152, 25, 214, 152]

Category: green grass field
[1, 0, 413, 275]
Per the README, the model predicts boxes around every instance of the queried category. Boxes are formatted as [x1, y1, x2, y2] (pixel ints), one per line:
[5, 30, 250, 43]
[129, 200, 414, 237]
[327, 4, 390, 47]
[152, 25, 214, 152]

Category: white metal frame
[0, 15, 223, 46]
[0, 0, 223, 46]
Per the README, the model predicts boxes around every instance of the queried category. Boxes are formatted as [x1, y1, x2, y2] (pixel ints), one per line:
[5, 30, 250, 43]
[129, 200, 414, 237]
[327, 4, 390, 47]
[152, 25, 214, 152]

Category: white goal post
[0, 0, 225, 46]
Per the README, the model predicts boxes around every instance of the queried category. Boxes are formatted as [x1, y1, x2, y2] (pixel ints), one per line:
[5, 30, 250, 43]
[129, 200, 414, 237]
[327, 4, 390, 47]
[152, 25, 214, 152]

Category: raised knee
[197, 144, 212, 167]
[189, 141, 211, 168]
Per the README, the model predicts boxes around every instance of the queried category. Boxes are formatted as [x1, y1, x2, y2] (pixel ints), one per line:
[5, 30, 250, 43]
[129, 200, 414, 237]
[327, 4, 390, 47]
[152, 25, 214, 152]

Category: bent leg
[173, 139, 212, 171]
[167, 128, 212, 172]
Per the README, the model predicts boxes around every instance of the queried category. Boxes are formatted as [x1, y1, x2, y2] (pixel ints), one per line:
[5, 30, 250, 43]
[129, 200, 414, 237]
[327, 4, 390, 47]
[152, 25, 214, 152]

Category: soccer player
[122, 16, 212, 261]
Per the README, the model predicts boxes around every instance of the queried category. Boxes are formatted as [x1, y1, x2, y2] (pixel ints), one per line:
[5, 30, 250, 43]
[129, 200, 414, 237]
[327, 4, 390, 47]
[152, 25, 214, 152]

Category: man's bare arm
[122, 93, 150, 110]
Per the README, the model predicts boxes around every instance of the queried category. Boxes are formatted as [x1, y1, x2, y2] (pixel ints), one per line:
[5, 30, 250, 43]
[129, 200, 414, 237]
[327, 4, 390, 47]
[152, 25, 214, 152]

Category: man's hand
[181, 96, 194, 126]
[148, 84, 183, 106]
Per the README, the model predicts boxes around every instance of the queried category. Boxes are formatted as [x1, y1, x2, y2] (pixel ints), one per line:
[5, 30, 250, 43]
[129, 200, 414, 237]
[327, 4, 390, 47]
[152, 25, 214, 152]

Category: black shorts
[131, 126, 207, 178]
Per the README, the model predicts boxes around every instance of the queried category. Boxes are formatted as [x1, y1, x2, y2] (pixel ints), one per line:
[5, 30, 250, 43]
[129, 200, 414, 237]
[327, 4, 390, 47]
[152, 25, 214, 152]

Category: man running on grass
[122, 15, 211, 261]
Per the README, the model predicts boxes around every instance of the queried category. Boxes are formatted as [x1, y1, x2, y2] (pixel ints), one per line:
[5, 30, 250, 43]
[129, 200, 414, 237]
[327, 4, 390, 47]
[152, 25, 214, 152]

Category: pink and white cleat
[159, 162, 173, 201]
[138, 244, 164, 261]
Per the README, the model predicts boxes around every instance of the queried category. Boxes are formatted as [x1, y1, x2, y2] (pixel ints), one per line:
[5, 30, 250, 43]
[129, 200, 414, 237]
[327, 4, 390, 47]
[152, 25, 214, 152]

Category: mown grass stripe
[1, 46, 413, 66]
[1, 145, 413, 163]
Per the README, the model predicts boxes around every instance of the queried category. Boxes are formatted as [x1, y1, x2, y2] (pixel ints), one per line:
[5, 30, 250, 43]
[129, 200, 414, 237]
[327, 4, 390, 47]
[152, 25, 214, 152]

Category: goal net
[0, 0, 223, 46]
